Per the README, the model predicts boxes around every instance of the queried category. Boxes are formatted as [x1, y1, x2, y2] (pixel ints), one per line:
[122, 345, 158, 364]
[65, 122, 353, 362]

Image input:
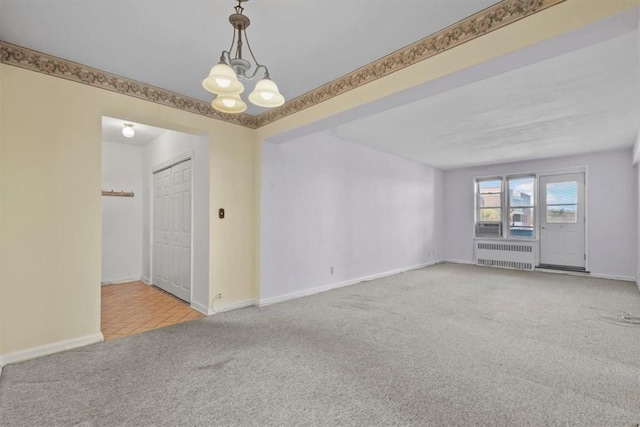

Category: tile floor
[101, 281, 204, 341]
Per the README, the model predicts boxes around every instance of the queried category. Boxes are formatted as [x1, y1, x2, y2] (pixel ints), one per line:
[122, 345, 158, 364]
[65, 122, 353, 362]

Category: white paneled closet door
[152, 159, 192, 302]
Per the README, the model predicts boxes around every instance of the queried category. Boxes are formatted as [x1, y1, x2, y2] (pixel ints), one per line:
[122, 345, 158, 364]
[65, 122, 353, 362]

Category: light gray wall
[260, 133, 444, 302]
[142, 131, 210, 308]
[634, 136, 640, 290]
[101, 141, 143, 284]
[443, 148, 637, 279]
[637, 159, 640, 290]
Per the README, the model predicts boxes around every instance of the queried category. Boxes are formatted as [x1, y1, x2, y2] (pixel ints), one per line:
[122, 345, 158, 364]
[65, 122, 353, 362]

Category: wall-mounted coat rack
[102, 190, 134, 197]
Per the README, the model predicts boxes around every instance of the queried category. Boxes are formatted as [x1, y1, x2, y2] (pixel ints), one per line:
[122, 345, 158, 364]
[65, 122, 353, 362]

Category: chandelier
[202, 0, 285, 114]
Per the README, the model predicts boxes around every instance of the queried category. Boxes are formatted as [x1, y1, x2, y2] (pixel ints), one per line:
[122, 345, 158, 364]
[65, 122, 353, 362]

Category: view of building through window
[508, 177, 535, 237]
[478, 179, 502, 222]
[476, 176, 536, 238]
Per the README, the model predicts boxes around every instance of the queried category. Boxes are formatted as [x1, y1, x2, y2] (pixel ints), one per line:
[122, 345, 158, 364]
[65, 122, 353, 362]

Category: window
[477, 179, 502, 221]
[508, 176, 535, 238]
[475, 175, 537, 239]
[476, 179, 503, 236]
[546, 181, 577, 223]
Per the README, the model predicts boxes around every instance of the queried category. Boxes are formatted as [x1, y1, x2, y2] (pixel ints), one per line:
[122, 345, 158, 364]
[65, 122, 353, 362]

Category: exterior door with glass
[539, 173, 585, 269]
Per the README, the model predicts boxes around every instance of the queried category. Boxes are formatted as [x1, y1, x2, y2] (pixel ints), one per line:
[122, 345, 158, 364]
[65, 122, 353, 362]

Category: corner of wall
[0, 63, 5, 356]
[0, 333, 104, 367]
[252, 134, 263, 303]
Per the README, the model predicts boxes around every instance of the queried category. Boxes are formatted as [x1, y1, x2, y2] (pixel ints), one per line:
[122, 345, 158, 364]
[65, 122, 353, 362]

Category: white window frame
[506, 175, 536, 239]
[474, 175, 537, 240]
[475, 177, 504, 237]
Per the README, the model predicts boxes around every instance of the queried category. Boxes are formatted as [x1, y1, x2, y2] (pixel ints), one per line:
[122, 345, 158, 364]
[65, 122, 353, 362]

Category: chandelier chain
[242, 29, 266, 76]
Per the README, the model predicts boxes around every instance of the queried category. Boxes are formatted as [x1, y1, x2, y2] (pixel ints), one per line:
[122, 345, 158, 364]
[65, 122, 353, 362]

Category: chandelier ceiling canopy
[203, 0, 285, 114]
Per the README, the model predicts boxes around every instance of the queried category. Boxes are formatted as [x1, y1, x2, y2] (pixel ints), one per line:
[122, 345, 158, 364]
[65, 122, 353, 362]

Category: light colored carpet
[1, 263, 640, 426]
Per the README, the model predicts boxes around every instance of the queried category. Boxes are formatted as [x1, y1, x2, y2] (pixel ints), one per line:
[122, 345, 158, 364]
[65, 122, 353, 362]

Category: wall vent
[477, 259, 533, 270]
[475, 242, 535, 271]
[477, 243, 533, 253]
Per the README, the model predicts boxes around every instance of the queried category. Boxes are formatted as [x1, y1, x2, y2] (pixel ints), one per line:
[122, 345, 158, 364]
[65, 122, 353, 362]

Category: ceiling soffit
[0, 0, 565, 130]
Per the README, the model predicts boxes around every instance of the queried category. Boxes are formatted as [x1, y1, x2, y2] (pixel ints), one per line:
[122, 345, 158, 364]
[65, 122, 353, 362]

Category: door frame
[536, 167, 588, 271]
[150, 150, 195, 302]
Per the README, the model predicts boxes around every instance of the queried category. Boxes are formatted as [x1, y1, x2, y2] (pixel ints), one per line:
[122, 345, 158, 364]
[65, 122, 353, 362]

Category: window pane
[509, 207, 534, 227]
[547, 205, 577, 223]
[546, 181, 577, 205]
[509, 207, 534, 238]
[479, 208, 501, 222]
[478, 180, 501, 193]
[509, 177, 534, 207]
[479, 193, 501, 208]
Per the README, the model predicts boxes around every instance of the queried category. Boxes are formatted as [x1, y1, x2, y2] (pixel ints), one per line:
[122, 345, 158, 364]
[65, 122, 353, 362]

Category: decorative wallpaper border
[0, 0, 564, 130]
[0, 41, 261, 129]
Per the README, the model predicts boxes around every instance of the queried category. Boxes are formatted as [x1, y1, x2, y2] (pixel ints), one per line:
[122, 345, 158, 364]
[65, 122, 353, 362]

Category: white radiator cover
[475, 241, 537, 271]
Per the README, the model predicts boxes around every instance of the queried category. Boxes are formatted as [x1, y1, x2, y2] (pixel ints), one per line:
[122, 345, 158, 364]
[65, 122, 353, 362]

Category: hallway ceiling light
[122, 123, 135, 138]
[202, 0, 285, 114]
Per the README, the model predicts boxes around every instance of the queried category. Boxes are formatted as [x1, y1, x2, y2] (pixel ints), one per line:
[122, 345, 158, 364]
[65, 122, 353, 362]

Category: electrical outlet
[216, 293, 222, 299]
[330, 266, 334, 274]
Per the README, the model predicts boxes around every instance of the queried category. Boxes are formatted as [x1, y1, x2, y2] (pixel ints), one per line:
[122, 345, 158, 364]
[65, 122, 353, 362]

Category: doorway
[539, 172, 586, 270]
[152, 158, 193, 302]
[100, 116, 210, 340]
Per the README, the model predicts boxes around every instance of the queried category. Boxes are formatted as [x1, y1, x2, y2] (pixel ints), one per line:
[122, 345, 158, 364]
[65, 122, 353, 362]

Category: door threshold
[537, 264, 589, 274]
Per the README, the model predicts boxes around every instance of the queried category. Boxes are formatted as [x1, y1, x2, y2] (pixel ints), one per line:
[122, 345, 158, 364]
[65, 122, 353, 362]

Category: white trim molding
[0, 333, 104, 366]
[101, 276, 143, 285]
[259, 261, 443, 307]
[150, 150, 193, 174]
[589, 273, 635, 283]
[443, 258, 475, 265]
[190, 301, 212, 315]
[210, 299, 259, 315]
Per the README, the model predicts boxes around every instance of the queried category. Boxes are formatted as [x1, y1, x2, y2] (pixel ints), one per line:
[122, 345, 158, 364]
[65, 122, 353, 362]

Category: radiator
[475, 242, 535, 271]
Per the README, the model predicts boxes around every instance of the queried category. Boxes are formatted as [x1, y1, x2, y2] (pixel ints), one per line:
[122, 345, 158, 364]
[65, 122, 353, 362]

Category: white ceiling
[0, 0, 499, 115]
[327, 31, 640, 170]
[102, 116, 167, 146]
[3, 1, 639, 170]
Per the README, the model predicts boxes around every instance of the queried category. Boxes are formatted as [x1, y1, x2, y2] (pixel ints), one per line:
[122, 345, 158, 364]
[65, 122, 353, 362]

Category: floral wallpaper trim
[0, 42, 261, 129]
[0, 0, 564, 129]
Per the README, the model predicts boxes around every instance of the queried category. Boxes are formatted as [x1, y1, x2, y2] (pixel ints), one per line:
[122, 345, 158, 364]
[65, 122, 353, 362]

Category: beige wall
[0, 58, 5, 355]
[0, 64, 257, 356]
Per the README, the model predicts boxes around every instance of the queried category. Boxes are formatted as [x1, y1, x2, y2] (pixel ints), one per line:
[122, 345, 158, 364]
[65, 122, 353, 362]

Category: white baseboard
[101, 276, 143, 285]
[141, 276, 151, 285]
[0, 333, 104, 366]
[589, 273, 635, 283]
[211, 298, 258, 314]
[538, 270, 634, 283]
[190, 301, 211, 315]
[259, 260, 442, 307]
[443, 258, 474, 265]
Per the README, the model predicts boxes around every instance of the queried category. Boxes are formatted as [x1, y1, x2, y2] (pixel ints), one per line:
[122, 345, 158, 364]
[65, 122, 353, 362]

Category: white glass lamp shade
[211, 93, 247, 114]
[202, 63, 244, 95]
[122, 124, 135, 138]
[248, 78, 285, 108]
